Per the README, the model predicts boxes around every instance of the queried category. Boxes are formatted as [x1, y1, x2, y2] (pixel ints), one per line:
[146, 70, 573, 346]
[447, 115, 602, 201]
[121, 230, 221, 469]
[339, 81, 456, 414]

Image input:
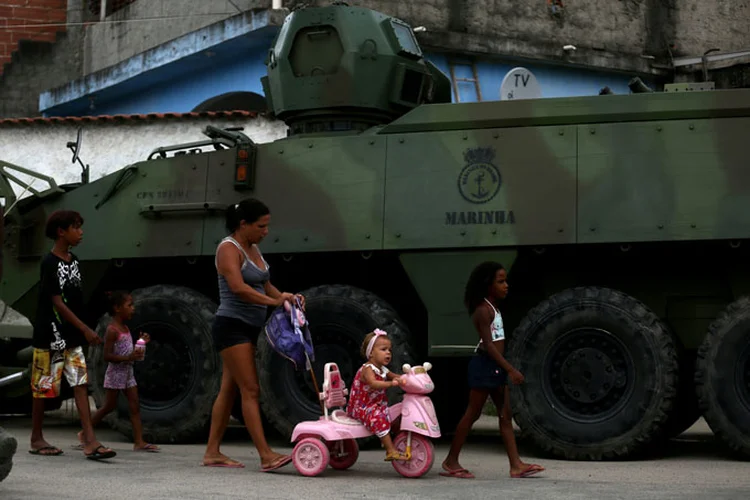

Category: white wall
[0, 115, 287, 199]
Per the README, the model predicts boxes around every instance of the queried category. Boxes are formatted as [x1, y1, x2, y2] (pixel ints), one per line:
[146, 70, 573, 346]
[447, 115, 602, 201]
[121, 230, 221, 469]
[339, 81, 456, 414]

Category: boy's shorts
[31, 346, 88, 399]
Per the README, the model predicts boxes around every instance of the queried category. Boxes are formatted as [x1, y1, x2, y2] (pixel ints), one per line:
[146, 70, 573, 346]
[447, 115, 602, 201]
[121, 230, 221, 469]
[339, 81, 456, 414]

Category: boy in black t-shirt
[29, 210, 116, 460]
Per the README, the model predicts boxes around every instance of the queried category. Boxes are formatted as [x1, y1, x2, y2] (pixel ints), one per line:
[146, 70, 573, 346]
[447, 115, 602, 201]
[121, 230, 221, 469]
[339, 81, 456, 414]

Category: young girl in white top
[440, 261, 544, 479]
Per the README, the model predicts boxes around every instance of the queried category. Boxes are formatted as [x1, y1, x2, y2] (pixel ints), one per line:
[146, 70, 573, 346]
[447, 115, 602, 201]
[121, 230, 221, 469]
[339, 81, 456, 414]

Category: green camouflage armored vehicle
[1, 207, 20, 483]
[2, 3, 750, 460]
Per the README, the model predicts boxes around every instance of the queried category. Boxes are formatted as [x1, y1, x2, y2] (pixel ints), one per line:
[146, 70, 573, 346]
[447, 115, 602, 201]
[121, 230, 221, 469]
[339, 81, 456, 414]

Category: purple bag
[264, 296, 315, 371]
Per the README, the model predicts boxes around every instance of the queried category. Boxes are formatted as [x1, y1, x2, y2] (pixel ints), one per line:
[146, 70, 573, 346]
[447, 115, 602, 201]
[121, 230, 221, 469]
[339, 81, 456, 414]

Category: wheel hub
[559, 347, 621, 403]
[544, 328, 634, 422]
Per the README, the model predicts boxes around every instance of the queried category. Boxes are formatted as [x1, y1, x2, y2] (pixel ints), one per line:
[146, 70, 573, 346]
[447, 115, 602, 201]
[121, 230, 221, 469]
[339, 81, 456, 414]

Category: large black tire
[257, 284, 417, 441]
[0, 426, 17, 482]
[88, 285, 221, 444]
[508, 287, 679, 460]
[695, 297, 750, 458]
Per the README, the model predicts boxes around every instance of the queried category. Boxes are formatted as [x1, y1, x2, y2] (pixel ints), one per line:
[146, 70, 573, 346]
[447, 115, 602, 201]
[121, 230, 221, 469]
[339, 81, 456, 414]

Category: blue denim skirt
[467, 350, 508, 389]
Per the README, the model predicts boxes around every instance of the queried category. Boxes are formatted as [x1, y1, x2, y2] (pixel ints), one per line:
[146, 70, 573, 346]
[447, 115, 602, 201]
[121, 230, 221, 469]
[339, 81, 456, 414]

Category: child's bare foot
[69, 431, 85, 450]
[133, 442, 160, 452]
[203, 452, 244, 468]
[29, 439, 63, 456]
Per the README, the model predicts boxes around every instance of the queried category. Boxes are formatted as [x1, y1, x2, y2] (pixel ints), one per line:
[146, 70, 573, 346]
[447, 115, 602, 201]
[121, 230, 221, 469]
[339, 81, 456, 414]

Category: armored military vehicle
[0, 426, 16, 483]
[2, 2, 749, 460]
[1, 207, 20, 483]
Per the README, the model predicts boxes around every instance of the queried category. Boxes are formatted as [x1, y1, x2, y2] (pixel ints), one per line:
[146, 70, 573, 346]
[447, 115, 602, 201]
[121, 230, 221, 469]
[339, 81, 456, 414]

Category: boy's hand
[84, 328, 101, 346]
[509, 369, 525, 385]
[391, 378, 400, 387]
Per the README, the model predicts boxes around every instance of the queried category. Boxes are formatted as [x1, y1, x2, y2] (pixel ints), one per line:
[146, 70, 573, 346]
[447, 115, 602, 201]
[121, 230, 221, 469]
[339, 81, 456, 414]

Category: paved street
[2, 402, 749, 500]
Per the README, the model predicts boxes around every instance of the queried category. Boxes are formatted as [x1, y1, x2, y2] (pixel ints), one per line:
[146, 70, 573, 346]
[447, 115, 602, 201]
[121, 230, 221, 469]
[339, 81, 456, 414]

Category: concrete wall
[3, 0, 750, 118]
[0, 115, 287, 194]
[81, 0, 750, 79]
[83, 0, 272, 74]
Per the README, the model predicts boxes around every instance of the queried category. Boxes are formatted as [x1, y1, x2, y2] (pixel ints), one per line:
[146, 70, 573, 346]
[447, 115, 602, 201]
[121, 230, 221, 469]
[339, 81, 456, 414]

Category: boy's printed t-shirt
[32, 252, 86, 350]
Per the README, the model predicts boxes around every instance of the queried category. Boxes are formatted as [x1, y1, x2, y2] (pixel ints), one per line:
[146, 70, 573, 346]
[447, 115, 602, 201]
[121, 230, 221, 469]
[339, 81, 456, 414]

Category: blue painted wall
[425, 53, 635, 103]
[90, 53, 269, 116]
[50, 46, 639, 117]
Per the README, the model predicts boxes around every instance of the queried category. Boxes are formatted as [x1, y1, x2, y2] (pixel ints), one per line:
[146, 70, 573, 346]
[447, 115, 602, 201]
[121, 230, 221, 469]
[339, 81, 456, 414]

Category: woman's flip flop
[260, 455, 292, 472]
[439, 467, 475, 479]
[510, 464, 545, 478]
[202, 460, 245, 468]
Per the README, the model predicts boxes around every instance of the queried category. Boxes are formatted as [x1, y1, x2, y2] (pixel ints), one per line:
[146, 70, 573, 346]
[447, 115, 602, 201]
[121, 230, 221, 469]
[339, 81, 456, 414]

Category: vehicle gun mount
[261, 3, 452, 135]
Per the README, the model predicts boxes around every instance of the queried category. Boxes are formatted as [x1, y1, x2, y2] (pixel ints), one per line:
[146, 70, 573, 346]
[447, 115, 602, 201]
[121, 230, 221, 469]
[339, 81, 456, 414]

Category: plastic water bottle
[134, 338, 146, 361]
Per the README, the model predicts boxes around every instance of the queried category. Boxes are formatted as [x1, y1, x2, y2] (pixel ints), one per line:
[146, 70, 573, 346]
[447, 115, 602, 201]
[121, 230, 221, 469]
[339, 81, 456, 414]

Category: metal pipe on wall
[272, 0, 282, 9]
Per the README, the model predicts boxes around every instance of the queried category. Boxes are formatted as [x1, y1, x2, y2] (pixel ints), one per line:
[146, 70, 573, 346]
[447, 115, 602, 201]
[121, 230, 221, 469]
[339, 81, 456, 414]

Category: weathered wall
[3, 0, 750, 118]
[0, 114, 287, 193]
[81, 0, 750, 79]
[673, 1, 749, 57]
[0, 0, 85, 118]
[83, 0, 273, 74]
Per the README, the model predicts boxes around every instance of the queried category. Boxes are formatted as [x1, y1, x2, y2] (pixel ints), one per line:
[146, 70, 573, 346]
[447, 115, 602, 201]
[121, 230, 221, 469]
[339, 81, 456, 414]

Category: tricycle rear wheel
[292, 437, 330, 477]
[327, 439, 358, 470]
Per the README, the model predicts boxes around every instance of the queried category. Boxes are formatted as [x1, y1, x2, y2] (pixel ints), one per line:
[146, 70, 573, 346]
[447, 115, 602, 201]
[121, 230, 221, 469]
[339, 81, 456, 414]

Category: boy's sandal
[28, 446, 63, 456]
[85, 445, 117, 461]
[384, 451, 409, 462]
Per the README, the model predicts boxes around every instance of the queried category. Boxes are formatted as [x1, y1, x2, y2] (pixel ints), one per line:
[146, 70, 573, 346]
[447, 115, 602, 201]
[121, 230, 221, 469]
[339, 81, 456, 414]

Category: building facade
[2, 0, 750, 120]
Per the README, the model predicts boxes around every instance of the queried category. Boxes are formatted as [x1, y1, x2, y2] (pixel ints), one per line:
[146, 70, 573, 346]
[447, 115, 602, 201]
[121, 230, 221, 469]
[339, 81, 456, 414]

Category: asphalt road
[1, 407, 749, 500]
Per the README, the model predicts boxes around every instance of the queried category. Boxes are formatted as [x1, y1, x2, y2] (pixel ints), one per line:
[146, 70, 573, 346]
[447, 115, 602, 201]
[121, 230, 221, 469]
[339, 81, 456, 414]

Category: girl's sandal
[384, 451, 409, 462]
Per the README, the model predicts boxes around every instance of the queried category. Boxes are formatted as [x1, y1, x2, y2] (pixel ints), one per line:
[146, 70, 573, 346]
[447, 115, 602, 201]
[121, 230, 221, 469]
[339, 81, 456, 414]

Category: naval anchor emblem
[457, 147, 502, 204]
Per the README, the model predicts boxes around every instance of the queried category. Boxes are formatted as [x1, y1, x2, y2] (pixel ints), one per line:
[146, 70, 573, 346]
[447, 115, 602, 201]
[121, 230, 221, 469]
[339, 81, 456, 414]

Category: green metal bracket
[0, 161, 64, 217]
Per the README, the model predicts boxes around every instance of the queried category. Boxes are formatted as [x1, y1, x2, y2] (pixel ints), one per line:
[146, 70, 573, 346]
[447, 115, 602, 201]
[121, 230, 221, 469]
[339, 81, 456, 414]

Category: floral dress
[103, 327, 137, 390]
[346, 363, 391, 437]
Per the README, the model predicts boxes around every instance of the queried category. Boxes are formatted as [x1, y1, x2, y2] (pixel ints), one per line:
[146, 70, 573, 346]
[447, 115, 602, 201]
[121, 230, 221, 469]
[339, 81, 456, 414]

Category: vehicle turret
[261, 2, 452, 135]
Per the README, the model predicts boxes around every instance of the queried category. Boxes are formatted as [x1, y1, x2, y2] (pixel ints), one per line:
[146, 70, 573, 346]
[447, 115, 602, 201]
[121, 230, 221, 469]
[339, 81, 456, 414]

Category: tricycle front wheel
[391, 432, 434, 478]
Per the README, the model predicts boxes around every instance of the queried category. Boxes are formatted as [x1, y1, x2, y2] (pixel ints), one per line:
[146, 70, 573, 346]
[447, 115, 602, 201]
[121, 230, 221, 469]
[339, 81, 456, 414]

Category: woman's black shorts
[211, 315, 261, 353]
[467, 350, 508, 390]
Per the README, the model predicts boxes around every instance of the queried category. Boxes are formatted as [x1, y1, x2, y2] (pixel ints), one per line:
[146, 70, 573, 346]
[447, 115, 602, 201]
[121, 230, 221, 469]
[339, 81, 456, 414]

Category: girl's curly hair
[463, 261, 505, 315]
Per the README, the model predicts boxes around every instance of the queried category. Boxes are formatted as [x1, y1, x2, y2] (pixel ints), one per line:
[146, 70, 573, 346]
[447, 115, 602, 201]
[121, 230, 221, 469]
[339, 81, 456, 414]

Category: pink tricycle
[290, 361, 441, 478]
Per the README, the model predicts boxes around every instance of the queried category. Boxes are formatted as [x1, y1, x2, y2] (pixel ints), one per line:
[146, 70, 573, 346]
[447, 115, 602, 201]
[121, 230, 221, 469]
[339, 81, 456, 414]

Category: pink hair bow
[366, 328, 388, 359]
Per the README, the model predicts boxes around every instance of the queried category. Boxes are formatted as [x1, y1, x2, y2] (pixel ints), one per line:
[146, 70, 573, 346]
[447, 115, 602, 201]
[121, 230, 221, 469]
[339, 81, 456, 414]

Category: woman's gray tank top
[214, 236, 270, 327]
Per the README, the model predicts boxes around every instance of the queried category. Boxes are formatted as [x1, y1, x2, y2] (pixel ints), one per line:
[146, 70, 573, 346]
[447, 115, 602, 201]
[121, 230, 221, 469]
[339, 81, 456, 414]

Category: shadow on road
[0, 401, 737, 463]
